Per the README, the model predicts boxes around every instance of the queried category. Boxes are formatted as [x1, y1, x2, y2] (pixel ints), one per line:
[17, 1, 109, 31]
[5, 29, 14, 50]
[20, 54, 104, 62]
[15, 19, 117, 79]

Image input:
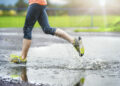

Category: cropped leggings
[23, 3, 56, 40]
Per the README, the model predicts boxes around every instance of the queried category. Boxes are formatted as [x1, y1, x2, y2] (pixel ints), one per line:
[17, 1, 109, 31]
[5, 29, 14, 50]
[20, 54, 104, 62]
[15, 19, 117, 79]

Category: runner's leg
[21, 4, 41, 59]
[55, 28, 74, 43]
[38, 8, 74, 44]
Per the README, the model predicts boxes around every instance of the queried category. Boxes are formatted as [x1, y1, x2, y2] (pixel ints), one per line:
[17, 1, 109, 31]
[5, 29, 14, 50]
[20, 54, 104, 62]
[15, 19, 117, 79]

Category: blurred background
[0, 0, 120, 32]
[0, 1, 120, 86]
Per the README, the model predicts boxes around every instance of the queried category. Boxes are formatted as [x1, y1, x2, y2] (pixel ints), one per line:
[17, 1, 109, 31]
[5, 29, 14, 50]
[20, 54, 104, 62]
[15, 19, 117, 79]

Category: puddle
[0, 30, 120, 86]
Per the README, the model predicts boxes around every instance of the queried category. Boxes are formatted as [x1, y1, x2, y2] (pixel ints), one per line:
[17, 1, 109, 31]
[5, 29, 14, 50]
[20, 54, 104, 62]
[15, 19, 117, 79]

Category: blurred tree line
[0, 0, 120, 9]
[0, 0, 28, 11]
[0, 0, 120, 15]
[0, 0, 90, 9]
[0, 0, 56, 9]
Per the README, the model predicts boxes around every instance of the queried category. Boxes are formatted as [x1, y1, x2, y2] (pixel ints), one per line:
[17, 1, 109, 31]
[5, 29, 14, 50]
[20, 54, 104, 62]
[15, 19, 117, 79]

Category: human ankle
[21, 56, 26, 60]
[71, 38, 75, 44]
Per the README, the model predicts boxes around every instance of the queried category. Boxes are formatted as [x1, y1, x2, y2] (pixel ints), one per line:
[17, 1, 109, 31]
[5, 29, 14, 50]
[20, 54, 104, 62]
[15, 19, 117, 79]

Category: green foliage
[74, 17, 120, 32]
[0, 4, 6, 8]
[112, 21, 120, 32]
[9, 10, 17, 16]
[15, 0, 28, 12]
[0, 10, 3, 16]
[74, 28, 117, 32]
[1, 10, 17, 16]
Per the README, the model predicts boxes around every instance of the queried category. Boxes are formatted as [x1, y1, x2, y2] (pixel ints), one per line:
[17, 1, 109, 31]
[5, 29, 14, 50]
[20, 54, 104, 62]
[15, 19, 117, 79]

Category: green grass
[74, 28, 120, 32]
[0, 15, 120, 28]
[0, 16, 91, 27]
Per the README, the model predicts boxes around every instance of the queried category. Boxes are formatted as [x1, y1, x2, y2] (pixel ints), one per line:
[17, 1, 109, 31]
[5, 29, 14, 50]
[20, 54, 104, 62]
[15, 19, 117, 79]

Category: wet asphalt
[0, 28, 120, 86]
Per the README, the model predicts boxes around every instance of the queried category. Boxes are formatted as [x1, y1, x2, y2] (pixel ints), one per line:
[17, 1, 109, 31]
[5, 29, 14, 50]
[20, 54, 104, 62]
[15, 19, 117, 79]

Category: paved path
[0, 28, 120, 86]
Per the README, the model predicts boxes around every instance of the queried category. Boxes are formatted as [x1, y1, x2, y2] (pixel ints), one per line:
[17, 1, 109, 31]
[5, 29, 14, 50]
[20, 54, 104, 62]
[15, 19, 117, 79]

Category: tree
[15, 0, 28, 12]
[0, 4, 6, 8]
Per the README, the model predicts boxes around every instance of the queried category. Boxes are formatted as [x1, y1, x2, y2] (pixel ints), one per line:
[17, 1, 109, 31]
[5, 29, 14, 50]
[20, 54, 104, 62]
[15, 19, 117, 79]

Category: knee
[42, 27, 56, 35]
[23, 27, 32, 40]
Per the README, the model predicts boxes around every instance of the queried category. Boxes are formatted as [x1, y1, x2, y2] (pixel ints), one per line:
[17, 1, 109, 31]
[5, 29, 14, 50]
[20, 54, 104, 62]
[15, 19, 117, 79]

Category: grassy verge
[74, 28, 120, 32]
[0, 15, 120, 28]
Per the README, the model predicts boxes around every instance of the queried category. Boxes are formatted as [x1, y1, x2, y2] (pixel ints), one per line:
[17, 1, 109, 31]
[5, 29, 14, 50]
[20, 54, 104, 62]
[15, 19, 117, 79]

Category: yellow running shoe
[10, 54, 27, 64]
[73, 37, 85, 57]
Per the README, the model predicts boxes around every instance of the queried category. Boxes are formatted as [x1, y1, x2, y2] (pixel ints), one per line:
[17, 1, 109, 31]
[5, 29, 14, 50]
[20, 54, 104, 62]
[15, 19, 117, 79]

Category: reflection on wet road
[0, 64, 85, 86]
[10, 66, 28, 82]
[0, 29, 120, 86]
